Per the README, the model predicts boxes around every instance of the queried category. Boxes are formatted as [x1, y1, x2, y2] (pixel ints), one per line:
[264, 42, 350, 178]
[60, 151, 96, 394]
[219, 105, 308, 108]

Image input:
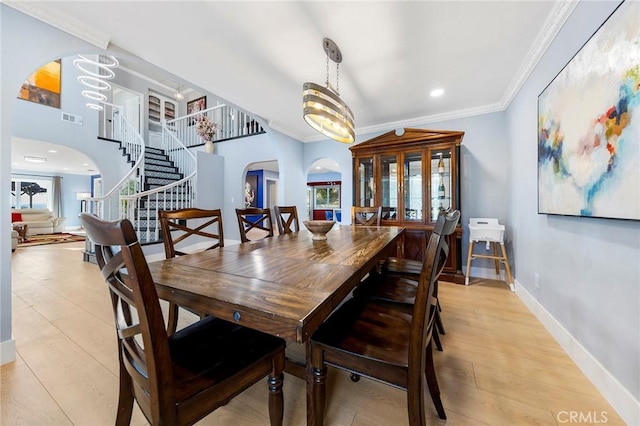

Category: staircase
[136, 147, 190, 243]
[84, 103, 263, 253]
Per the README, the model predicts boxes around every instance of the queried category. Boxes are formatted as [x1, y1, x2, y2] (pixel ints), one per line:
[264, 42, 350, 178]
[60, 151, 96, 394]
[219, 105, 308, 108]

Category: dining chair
[369, 210, 461, 349]
[274, 205, 300, 234]
[235, 207, 275, 242]
[79, 213, 286, 426]
[159, 208, 224, 334]
[310, 212, 455, 425]
[351, 205, 382, 226]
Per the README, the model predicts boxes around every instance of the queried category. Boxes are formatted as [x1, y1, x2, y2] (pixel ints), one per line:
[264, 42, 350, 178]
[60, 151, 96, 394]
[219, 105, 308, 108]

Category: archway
[306, 158, 342, 222]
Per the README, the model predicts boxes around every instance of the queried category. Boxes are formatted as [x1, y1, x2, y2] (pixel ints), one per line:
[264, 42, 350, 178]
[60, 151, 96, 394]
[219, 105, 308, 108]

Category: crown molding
[499, 0, 579, 109]
[297, 102, 504, 143]
[4, 1, 110, 49]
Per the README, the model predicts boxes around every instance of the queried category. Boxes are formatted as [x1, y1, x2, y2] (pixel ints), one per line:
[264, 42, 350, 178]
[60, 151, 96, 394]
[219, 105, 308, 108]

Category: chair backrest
[436, 209, 460, 277]
[408, 210, 460, 389]
[79, 213, 175, 423]
[159, 208, 224, 258]
[235, 207, 274, 242]
[274, 205, 300, 234]
[352, 206, 382, 226]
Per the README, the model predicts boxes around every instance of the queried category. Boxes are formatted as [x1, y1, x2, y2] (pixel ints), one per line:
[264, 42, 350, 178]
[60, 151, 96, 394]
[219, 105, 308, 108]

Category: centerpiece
[303, 220, 335, 241]
[195, 114, 217, 154]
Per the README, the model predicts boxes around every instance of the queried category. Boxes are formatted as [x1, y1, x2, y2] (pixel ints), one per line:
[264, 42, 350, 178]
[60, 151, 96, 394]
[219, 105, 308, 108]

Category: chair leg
[424, 342, 446, 420]
[267, 372, 284, 426]
[432, 328, 443, 352]
[115, 359, 134, 426]
[492, 242, 500, 274]
[407, 355, 427, 426]
[166, 302, 179, 335]
[310, 346, 327, 426]
[465, 241, 474, 285]
[435, 306, 445, 335]
[500, 243, 515, 292]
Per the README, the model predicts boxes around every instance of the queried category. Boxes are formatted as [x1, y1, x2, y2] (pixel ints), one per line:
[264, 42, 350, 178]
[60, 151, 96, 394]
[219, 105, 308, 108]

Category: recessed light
[430, 88, 445, 97]
[24, 156, 47, 163]
[48, 150, 57, 153]
[82, 163, 89, 166]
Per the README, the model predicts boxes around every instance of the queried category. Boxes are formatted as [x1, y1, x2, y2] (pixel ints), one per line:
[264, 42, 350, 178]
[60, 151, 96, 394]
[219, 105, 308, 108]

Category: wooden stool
[465, 218, 513, 291]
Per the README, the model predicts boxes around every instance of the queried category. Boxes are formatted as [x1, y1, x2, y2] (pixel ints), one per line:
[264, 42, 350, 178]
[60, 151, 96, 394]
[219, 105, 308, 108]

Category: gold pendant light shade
[303, 38, 355, 143]
[303, 82, 355, 143]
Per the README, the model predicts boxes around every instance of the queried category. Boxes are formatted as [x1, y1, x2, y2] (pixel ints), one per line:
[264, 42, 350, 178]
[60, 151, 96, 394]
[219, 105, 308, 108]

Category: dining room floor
[2, 241, 623, 425]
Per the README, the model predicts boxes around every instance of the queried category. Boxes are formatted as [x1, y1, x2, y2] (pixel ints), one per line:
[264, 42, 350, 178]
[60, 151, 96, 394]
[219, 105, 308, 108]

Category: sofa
[11, 209, 66, 235]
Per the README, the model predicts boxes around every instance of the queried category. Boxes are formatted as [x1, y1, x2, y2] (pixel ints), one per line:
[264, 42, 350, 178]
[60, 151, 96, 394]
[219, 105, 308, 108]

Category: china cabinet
[350, 128, 465, 283]
[148, 93, 176, 132]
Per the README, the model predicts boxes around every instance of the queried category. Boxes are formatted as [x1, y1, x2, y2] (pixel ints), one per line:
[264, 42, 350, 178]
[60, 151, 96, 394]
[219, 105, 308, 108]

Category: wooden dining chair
[159, 208, 224, 334]
[274, 205, 300, 235]
[351, 205, 382, 226]
[310, 213, 456, 425]
[79, 213, 285, 426]
[235, 207, 275, 242]
[367, 210, 461, 350]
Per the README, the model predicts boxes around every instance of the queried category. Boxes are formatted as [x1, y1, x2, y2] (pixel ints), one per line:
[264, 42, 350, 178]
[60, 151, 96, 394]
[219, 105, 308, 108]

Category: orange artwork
[18, 59, 62, 108]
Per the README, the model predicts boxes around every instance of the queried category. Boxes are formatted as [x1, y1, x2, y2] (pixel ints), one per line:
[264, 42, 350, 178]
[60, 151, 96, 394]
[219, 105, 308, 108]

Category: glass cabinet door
[403, 152, 423, 221]
[430, 148, 452, 221]
[357, 157, 374, 207]
[380, 155, 398, 220]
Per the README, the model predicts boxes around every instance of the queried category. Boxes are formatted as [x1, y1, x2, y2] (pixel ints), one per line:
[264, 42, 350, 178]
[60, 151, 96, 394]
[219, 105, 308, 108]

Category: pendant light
[303, 38, 355, 143]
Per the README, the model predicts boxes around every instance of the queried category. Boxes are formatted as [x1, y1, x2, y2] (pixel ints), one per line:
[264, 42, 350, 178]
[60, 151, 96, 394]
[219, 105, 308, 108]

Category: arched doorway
[306, 158, 342, 222]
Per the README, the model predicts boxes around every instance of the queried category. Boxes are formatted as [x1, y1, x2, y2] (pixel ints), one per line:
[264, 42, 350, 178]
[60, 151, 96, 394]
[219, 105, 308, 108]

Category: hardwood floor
[2, 241, 623, 425]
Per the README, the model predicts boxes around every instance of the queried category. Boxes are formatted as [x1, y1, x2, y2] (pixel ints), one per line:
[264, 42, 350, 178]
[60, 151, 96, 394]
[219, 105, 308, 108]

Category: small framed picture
[187, 96, 206, 125]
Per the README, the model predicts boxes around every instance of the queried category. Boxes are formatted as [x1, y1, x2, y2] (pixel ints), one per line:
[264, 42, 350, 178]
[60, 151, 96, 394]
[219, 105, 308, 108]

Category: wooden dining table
[148, 224, 404, 424]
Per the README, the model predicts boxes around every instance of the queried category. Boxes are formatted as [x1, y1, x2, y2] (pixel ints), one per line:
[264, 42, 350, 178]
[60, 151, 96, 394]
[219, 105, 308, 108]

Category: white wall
[505, 0, 639, 414]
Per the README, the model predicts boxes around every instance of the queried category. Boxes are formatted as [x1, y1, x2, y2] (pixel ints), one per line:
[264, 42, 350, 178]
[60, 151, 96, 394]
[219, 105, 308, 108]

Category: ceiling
[8, 1, 575, 145]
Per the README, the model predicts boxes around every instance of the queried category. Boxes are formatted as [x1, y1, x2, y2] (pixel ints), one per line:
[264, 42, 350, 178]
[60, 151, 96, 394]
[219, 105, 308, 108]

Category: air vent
[61, 112, 83, 125]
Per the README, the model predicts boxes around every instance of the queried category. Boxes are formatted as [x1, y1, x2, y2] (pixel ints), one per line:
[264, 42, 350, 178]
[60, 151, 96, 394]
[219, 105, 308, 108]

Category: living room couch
[11, 209, 66, 235]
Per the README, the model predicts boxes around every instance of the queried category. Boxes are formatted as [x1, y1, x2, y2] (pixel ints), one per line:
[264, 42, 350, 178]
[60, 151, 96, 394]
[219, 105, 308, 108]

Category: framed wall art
[18, 59, 62, 108]
[537, 0, 639, 221]
[187, 96, 206, 125]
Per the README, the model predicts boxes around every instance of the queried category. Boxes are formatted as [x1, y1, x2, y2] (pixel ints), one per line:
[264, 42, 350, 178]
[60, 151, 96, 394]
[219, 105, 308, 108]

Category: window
[10, 177, 52, 209]
[314, 185, 340, 209]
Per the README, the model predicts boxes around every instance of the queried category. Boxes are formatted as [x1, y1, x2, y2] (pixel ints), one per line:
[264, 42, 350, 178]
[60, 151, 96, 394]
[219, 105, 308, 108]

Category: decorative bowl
[303, 220, 335, 241]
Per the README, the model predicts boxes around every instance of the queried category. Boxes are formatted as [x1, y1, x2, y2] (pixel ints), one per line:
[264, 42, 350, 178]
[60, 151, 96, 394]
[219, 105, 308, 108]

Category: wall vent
[61, 112, 83, 125]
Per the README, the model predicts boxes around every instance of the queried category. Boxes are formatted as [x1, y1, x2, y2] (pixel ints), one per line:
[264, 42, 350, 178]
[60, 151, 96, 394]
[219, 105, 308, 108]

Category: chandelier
[73, 54, 119, 111]
[303, 38, 355, 143]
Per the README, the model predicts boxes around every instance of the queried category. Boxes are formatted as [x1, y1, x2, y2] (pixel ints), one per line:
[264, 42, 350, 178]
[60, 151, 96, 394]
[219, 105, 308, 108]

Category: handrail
[166, 104, 264, 149]
[83, 102, 264, 250]
[85, 103, 145, 221]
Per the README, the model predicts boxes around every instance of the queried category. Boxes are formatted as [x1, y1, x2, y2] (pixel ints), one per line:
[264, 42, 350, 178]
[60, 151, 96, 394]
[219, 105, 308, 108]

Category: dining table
[148, 224, 405, 424]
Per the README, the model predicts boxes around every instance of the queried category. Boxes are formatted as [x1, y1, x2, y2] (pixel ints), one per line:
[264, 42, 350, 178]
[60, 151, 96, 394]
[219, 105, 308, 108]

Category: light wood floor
[2, 241, 623, 425]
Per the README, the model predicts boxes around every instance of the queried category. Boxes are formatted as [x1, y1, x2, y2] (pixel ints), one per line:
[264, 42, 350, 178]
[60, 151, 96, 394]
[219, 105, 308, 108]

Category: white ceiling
[12, 137, 98, 176]
[8, 1, 575, 146]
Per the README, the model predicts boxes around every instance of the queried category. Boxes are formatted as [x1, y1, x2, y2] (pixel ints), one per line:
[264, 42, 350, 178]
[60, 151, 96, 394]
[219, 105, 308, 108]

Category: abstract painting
[538, 0, 639, 220]
[18, 59, 62, 108]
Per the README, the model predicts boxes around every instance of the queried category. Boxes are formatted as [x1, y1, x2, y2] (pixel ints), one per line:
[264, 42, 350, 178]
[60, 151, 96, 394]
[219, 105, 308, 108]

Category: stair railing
[83, 102, 264, 252]
[120, 123, 196, 243]
[167, 104, 264, 148]
[85, 103, 145, 221]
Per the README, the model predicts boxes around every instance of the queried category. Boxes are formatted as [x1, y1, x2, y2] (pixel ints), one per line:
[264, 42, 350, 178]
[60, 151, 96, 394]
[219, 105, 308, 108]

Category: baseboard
[0, 338, 16, 365]
[515, 279, 640, 425]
